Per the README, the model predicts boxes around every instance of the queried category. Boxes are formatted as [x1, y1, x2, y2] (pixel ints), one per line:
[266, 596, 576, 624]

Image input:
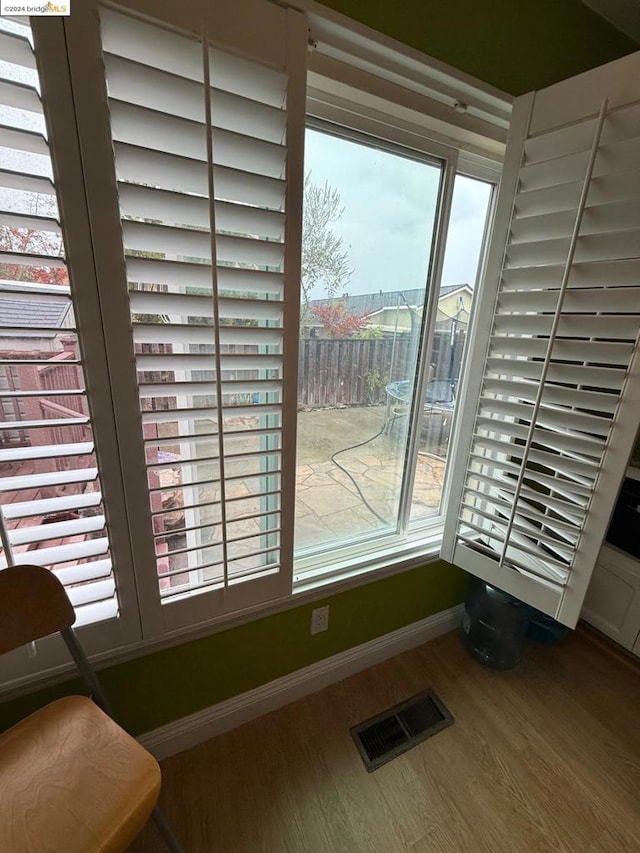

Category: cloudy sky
[304, 128, 493, 302]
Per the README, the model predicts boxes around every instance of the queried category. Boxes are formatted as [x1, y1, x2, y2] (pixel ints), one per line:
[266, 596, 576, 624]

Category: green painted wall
[0, 560, 468, 736]
[320, 0, 638, 95]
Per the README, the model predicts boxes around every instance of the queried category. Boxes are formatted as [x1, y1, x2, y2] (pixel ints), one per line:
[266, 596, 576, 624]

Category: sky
[304, 128, 493, 302]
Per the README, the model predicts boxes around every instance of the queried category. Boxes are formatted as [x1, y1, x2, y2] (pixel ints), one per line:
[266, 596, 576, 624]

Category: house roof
[0, 296, 71, 331]
[308, 284, 470, 319]
[439, 283, 472, 299]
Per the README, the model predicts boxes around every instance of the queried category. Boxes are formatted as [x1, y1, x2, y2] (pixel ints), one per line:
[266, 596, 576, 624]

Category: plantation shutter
[63, 0, 307, 632]
[442, 52, 640, 628]
[0, 18, 121, 629]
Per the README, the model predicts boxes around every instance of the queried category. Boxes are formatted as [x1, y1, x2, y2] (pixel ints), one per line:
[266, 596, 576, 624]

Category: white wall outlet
[311, 605, 330, 634]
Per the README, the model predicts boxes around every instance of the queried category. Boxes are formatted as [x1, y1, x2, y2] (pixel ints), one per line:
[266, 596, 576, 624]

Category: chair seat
[0, 695, 161, 853]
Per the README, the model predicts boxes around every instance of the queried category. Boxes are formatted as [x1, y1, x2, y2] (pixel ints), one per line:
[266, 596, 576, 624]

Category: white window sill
[293, 522, 444, 593]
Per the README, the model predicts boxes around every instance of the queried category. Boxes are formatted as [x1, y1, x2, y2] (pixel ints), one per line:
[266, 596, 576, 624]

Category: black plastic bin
[461, 580, 530, 669]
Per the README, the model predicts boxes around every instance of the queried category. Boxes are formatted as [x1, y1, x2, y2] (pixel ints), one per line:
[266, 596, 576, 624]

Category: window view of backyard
[295, 128, 493, 557]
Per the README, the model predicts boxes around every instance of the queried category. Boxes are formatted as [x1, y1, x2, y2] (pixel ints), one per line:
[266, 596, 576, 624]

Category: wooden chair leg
[152, 806, 183, 853]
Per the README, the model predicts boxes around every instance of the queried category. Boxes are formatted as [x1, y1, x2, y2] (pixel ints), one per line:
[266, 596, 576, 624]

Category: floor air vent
[351, 689, 453, 772]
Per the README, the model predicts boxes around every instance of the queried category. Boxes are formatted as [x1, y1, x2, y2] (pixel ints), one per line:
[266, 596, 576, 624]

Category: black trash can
[461, 580, 530, 669]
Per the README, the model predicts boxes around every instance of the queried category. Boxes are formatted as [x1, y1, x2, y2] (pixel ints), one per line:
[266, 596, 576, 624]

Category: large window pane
[295, 128, 441, 554]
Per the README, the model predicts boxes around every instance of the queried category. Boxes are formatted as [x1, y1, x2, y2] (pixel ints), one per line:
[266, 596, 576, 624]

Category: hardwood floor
[131, 627, 640, 852]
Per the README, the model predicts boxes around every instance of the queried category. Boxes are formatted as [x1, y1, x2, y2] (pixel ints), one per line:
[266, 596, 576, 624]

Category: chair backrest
[0, 564, 76, 655]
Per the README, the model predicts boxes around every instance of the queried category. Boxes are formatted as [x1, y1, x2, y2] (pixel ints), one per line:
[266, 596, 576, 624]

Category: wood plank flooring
[131, 627, 640, 852]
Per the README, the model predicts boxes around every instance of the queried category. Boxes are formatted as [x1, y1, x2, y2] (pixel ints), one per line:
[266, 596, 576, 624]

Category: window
[296, 129, 442, 554]
[1, 0, 514, 684]
[294, 126, 493, 572]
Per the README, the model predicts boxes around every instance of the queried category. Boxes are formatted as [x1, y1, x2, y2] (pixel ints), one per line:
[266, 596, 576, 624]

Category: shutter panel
[64, 0, 306, 629]
[442, 52, 640, 627]
[0, 18, 117, 627]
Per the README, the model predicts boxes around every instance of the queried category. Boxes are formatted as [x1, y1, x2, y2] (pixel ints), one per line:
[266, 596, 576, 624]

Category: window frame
[293, 111, 500, 584]
[0, 0, 510, 694]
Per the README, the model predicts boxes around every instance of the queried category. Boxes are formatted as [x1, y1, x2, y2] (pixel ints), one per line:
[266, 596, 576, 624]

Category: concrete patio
[295, 405, 446, 550]
[154, 405, 448, 585]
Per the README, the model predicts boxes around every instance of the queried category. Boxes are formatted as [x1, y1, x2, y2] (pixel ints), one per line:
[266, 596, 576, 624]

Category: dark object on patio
[461, 579, 530, 669]
[424, 378, 456, 407]
[384, 378, 457, 441]
[422, 379, 456, 448]
[385, 377, 457, 410]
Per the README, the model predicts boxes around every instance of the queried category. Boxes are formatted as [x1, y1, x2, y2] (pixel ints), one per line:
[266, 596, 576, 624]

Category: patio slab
[296, 481, 365, 516]
[293, 406, 447, 549]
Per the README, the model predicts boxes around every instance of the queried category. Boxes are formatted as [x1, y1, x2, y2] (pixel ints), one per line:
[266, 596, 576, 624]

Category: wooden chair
[0, 564, 182, 852]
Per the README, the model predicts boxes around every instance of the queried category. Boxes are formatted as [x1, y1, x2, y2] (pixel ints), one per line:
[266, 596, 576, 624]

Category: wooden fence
[297, 330, 466, 408]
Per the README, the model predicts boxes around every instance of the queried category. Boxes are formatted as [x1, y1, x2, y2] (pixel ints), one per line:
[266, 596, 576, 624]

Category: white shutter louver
[0, 18, 117, 626]
[97, 4, 303, 610]
[442, 53, 640, 627]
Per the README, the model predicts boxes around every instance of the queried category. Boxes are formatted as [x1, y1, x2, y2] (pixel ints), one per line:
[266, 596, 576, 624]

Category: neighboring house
[307, 287, 426, 319]
[304, 284, 473, 338]
[0, 294, 74, 353]
[434, 284, 472, 331]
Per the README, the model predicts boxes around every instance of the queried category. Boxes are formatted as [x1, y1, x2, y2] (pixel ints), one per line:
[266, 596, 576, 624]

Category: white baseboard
[139, 604, 463, 760]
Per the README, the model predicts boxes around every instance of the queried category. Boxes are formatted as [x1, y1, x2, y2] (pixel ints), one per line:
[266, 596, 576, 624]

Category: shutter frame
[0, 16, 144, 689]
[61, 0, 307, 635]
[441, 54, 640, 628]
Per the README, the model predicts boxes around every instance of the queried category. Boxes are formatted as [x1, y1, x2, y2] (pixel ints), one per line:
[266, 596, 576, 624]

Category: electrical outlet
[311, 605, 329, 634]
